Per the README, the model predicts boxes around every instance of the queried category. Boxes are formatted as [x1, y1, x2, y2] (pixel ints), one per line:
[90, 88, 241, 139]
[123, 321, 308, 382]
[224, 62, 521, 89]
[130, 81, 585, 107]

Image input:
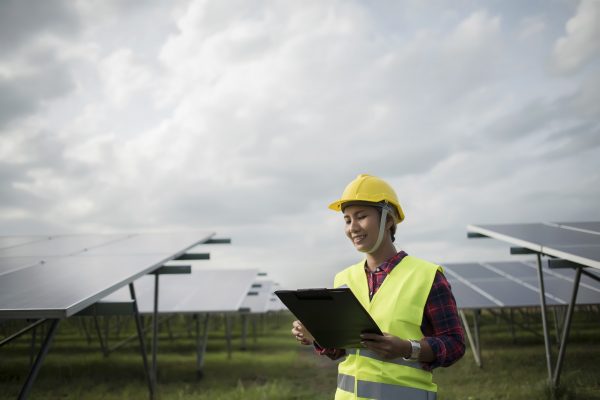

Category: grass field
[1, 309, 599, 399]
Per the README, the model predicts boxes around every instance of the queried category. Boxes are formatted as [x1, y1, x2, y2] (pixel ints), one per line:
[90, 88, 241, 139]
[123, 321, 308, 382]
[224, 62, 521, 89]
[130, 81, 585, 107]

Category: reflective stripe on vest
[338, 373, 355, 393]
[346, 349, 422, 370]
[337, 374, 436, 400]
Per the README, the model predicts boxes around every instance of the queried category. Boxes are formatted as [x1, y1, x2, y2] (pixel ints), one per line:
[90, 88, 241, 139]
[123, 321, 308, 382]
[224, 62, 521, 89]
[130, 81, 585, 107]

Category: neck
[365, 241, 397, 271]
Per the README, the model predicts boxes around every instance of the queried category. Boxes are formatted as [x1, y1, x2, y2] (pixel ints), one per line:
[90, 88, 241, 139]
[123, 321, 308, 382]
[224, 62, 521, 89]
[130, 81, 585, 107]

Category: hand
[360, 332, 410, 359]
[291, 320, 314, 346]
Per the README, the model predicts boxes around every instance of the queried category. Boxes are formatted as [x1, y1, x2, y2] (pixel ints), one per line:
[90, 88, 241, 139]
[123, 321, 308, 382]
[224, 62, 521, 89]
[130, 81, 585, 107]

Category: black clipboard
[275, 288, 382, 348]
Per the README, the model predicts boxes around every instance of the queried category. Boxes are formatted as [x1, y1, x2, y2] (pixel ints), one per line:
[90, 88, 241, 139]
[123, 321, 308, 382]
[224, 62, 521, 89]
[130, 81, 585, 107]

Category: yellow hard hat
[328, 174, 405, 223]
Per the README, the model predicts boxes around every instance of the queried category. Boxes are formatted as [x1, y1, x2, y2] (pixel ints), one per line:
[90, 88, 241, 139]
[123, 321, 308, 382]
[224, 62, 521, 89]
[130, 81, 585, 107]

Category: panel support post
[196, 313, 210, 379]
[129, 283, 155, 399]
[225, 314, 232, 360]
[18, 319, 60, 400]
[93, 314, 109, 357]
[459, 310, 481, 368]
[552, 266, 582, 389]
[535, 253, 553, 384]
[241, 314, 248, 350]
[152, 273, 159, 383]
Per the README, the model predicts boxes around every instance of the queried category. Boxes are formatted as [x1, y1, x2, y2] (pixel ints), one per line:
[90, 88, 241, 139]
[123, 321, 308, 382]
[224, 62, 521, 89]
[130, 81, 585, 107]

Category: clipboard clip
[294, 289, 332, 300]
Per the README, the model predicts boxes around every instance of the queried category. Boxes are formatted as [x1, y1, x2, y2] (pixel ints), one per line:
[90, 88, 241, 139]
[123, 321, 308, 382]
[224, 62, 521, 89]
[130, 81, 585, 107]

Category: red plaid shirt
[315, 251, 465, 370]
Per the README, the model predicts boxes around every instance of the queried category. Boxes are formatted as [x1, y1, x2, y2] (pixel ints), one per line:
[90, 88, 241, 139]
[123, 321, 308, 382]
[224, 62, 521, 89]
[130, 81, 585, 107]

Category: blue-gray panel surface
[0, 234, 131, 257]
[0, 254, 165, 318]
[476, 279, 561, 307]
[548, 245, 600, 263]
[0, 257, 43, 275]
[0, 236, 48, 250]
[555, 221, 600, 234]
[519, 276, 600, 305]
[484, 261, 539, 278]
[442, 263, 504, 280]
[444, 261, 600, 310]
[102, 268, 258, 314]
[82, 233, 211, 255]
[472, 223, 600, 247]
[0, 232, 214, 319]
[240, 280, 274, 313]
[444, 279, 499, 309]
[468, 223, 600, 269]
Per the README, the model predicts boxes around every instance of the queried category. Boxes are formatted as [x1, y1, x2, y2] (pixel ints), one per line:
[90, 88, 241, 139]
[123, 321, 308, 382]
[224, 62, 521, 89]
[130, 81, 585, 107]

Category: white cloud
[99, 49, 154, 107]
[518, 15, 546, 39]
[553, 0, 600, 73]
[0, 0, 598, 287]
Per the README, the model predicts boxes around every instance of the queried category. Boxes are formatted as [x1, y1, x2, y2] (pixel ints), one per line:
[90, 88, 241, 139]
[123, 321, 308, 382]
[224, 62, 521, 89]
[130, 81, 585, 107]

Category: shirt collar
[364, 250, 408, 274]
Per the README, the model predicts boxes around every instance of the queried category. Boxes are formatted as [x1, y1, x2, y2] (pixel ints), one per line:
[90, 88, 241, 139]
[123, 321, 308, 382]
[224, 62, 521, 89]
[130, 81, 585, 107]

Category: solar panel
[240, 280, 274, 313]
[545, 245, 600, 268]
[0, 234, 131, 257]
[101, 268, 258, 314]
[443, 261, 600, 310]
[0, 232, 214, 319]
[268, 283, 287, 311]
[82, 233, 208, 255]
[470, 223, 600, 247]
[468, 222, 600, 269]
[0, 236, 48, 250]
[444, 279, 499, 309]
[0, 256, 43, 276]
[554, 221, 600, 235]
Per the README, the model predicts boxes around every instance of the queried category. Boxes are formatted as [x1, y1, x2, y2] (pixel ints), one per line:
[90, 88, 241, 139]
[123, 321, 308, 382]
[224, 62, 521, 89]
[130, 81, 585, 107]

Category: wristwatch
[403, 339, 421, 361]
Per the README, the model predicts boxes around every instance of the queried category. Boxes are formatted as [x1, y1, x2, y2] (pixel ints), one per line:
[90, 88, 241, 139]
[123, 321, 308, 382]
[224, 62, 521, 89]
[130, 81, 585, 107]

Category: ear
[385, 215, 395, 230]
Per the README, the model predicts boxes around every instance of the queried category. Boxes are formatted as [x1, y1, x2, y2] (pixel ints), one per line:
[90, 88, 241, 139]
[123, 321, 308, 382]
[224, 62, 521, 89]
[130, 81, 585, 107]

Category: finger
[360, 333, 385, 342]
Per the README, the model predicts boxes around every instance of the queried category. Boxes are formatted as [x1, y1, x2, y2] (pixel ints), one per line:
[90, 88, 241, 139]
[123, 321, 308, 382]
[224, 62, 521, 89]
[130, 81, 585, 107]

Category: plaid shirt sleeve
[313, 342, 346, 360]
[421, 271, 465, 370]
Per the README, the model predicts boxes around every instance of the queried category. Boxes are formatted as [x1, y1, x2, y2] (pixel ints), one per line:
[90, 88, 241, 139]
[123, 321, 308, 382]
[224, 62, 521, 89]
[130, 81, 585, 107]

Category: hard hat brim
[328, 198, 404, 224]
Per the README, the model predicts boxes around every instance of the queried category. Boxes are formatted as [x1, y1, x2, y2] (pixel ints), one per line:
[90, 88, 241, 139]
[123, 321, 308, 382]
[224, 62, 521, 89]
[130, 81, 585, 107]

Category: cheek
[363, 217, 378, 233]
[344, 224, 352, 238]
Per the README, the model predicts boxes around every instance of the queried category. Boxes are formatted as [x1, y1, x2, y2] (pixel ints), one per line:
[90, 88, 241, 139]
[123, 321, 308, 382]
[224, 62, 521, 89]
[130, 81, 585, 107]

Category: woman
[291, 174, 465, 399]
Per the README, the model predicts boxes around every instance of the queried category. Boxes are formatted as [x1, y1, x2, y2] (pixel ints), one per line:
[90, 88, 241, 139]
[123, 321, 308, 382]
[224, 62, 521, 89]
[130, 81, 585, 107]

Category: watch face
[410, 340, 421, 359]
[403, 340, 421, 360]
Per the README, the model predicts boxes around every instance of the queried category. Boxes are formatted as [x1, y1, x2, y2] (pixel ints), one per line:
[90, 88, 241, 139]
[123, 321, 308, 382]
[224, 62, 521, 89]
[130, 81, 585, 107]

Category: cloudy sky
[1, 0, 599, 288]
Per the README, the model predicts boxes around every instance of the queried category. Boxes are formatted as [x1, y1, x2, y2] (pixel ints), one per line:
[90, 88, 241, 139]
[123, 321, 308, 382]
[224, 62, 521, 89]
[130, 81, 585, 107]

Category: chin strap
[360, 207, 389, 254]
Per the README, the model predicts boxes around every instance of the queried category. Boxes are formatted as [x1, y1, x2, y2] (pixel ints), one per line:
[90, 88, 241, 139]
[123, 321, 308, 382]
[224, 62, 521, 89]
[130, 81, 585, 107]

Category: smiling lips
[353, 235, 366, 244]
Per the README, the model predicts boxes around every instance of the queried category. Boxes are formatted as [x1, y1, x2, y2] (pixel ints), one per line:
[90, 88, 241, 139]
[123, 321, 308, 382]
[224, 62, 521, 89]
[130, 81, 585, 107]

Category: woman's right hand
[291, 320, 314, 345]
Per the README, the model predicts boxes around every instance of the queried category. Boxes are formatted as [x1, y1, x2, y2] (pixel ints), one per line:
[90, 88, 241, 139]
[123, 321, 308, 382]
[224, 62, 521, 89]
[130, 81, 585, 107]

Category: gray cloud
[0, 0, 79, 54]
[0, 61, 75, 128]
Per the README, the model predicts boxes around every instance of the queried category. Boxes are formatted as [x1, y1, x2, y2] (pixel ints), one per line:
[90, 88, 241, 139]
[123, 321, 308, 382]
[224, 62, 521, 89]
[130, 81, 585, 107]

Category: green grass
[1, 309, 599, 399]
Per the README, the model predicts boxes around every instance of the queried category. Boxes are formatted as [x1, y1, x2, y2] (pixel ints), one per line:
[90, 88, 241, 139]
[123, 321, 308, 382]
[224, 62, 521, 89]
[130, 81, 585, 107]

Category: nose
[348, 218, 360, 232]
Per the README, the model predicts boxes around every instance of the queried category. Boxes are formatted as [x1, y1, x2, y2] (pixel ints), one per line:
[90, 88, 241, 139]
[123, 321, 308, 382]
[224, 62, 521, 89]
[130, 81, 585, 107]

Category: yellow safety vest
[333, 255, 442, 400]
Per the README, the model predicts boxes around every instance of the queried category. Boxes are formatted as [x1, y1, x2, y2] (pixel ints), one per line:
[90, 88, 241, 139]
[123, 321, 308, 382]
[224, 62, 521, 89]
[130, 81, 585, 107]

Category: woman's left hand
[360, 333, 410, 359]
